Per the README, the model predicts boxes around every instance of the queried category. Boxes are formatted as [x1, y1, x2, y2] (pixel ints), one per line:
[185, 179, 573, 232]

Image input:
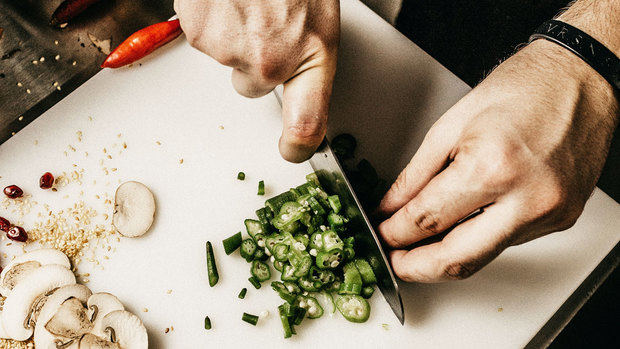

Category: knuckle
[442, 260, 475, 280]
[472, 142, 521, 189]
[286, 119, 325, 145]
[403, 204, 441, 237]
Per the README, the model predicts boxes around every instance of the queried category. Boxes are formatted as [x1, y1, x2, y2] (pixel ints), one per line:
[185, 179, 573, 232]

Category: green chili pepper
[251, 260, 271, 282]
[354, 258, 377, 285]
[237, 172, 245, 180]
[205, 241, 219, 287]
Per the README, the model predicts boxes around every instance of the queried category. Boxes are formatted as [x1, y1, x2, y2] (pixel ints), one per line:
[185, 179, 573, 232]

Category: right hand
[174, 0, 340, 163]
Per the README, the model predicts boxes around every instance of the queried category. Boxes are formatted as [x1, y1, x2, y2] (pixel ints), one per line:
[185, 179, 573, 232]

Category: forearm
[557, 0, 620, 56]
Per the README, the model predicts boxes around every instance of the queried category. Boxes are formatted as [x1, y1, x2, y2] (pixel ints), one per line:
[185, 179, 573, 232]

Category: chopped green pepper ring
[315, 249, 343, 269]
[297, 295, 324, 319]
[336, 295, 370, 323]
[281, 264, 299, 281]
[240, 238, 257, 262]
[271, 281, 297, 304]
[292, 255, 313, 278]
[251, 260, 271, 282]
[354, 258, 377, 285]
[309, 266, 335, 285]
[253, 248, 268, 261]
[322, 231, 344, 251]
[294, 234, 310, 249]
[307, 196, 326, 215]
[340, 262, 362, 295]
[273, 260, 284, 272]
[327, 195, 342, 213]
[283, 281, 301, 294]
[273, 243, 290, 262]
[309, 232, 323, 250]
[298, 276, 322, 292]
[244, 219, 264, 238]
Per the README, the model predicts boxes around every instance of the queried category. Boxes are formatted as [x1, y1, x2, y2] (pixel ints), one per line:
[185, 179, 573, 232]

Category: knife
[273, 88, 405, 324]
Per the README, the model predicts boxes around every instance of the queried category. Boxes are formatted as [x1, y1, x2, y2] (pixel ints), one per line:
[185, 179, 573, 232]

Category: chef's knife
[273, 89, 405, 324]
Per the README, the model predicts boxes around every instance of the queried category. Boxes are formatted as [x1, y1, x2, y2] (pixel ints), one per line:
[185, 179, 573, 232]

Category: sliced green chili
[222, 232, 242, 255]
[354, 258, 377, 285]
[327, 195, 342, 213]
[336, 294, 370, 323]
[242, 312, 259, 326]
[257, 180, 265, 195]
[237, 172, 245, 180]
[251, 260, 271, 282]
[238, 288, 247, 299]
[205, 241, 219, 287]
[240, 238, 257, 262]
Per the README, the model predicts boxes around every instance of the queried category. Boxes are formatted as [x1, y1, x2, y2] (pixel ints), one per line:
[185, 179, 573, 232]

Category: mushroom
[34, 284, 92, 349]
[79, 333, 120, 349]
[100, 310, 147, 349]
[0, 248, 71, 296]
[1, 264, 76, 341]
[45, 298, 92, 339]
[86, 293, 124, 337]
[112, 181, 156, 237]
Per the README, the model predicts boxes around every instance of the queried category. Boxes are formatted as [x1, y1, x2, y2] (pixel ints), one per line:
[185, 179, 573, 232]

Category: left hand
[376, 39, 619, 282]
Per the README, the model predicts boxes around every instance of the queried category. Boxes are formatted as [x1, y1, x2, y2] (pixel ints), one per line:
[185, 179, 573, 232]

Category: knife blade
[272, 89, 404, 324]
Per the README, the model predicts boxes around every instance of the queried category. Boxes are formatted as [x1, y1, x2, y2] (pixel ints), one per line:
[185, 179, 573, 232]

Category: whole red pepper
[101, 19, 182, 69]
[50, 0, 104, 27]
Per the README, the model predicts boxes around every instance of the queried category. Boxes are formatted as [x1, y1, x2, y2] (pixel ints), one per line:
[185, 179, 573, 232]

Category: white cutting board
[1, 1, 618, 348]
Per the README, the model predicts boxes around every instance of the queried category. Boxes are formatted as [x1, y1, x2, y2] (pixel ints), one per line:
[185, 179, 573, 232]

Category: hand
[174, 0, 340, 162]
[377, 39, 619, 282]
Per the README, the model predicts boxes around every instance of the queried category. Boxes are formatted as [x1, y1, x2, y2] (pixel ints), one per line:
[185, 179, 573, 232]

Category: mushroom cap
[101, 310, 148, 349]
[86, 293, 124, 337]
[79, 333, 120, 349]
[34, 284, 92, 349]
[0, 249, 71, 296]
[45, 298, 93, 339]
[113, 181, 156, 237]
[1, 264, 76, 341]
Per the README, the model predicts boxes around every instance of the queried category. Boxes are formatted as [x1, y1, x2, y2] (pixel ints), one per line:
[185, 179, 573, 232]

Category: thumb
[279, 58, 336, 163]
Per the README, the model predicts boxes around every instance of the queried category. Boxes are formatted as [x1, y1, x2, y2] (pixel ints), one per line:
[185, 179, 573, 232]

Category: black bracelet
[529, 20, 619, 91]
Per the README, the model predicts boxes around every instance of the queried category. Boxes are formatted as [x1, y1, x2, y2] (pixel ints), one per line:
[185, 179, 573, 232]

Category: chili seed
[3, 185, 23, 198]
[7, 226, 28, 242]
[40, 172, 54, 189]
[0, 217, 10, 232]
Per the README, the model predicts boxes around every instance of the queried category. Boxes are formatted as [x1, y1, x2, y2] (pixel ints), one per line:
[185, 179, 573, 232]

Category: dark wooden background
[395, 1, 618, 347]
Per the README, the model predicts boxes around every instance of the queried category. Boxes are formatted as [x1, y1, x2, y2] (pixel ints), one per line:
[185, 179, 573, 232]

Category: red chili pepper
[50, 0, 104, 27]
[101, 19, 182, 69]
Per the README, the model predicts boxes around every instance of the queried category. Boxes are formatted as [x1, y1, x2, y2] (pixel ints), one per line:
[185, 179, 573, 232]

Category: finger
[231, 68, 278, 98]
[278, 59, 336, 163]
[378, 159, 498, 248]
[389, 202, 515, 283]
[377, 126, 455, 217]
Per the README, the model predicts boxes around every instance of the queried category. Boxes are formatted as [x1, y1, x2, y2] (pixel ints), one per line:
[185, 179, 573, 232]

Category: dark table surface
[395, 1, 618, 347]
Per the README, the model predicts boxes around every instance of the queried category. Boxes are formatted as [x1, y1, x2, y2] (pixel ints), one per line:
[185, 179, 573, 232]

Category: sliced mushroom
[34, 284, 91, 349]
[1, 264, 76, 341]
[45, 298, 92, 338]
[79, 333, 120, 349]
[0, 249, 71, 296]
[100, 311, 147, 349]
[87, 293, 124, 337]
[113, 181, 156, 237]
